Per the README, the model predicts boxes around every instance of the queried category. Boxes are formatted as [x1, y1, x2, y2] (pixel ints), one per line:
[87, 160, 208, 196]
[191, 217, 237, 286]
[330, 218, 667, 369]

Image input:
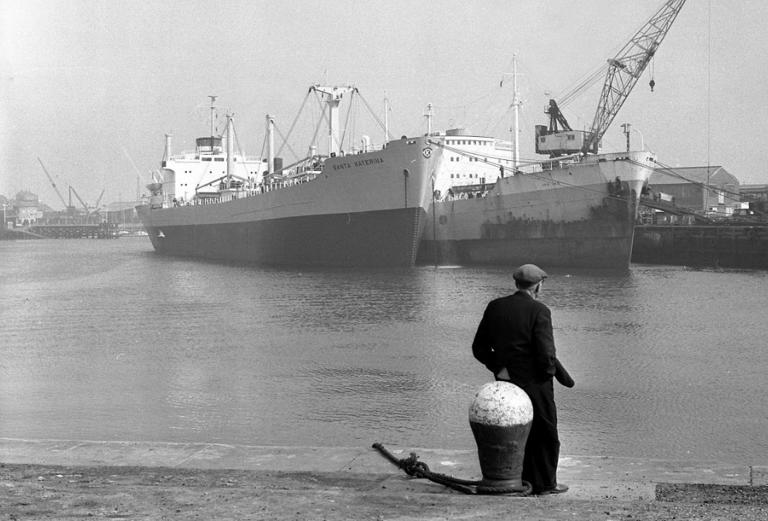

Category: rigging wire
[431, 136, 742, 217]
[230, 121, 253, 179]
[557, 63, 609, 108]
[273, 121, 301, 163]
[339, 92, 355, 153]
[356, 91, 390, 138]
[435, 132, 742, 217]
[258, 130, 267, 163]
[427, 139, 627, 209]
[275, 89, 312, 158]
[306, 95, 327, 156]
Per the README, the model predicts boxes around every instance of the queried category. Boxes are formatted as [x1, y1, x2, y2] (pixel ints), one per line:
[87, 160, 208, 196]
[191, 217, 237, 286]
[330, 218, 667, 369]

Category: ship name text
[332, 157, 384, 171]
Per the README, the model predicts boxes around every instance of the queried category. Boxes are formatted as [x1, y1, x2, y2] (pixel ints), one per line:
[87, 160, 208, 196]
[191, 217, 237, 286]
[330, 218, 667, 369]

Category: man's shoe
[537, 483, 569, 495]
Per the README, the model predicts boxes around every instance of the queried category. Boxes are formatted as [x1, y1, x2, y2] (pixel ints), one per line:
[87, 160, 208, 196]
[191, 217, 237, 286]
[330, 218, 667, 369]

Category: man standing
[471, 264, 569, 495]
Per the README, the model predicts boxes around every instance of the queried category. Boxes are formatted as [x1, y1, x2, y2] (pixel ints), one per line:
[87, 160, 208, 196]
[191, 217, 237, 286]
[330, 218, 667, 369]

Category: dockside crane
[37, 157, 71, 211]
[536, 0, 687, 157]
[38, 157, 103, 222]
[91, 189, 105, 218]
[69, 186, 89, 213]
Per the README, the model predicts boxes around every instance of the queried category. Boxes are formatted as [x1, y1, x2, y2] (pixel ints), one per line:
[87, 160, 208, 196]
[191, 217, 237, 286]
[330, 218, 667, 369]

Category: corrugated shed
[650, 166, 737, 187]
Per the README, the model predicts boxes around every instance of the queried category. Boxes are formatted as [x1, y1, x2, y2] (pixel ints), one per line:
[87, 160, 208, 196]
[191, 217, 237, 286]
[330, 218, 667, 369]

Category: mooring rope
[372, 442, 532, 496]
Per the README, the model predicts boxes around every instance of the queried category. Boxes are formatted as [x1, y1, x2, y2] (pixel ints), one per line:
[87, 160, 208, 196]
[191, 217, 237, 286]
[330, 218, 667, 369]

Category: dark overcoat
[472, 290, 560, 492]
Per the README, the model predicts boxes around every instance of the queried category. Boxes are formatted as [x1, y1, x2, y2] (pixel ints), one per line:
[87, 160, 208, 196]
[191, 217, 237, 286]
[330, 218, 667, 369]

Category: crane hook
[649, 78, 656, 92]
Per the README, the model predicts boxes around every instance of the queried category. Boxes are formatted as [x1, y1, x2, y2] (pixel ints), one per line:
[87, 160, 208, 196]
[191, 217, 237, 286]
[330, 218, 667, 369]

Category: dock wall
[633, 224, 768, 269]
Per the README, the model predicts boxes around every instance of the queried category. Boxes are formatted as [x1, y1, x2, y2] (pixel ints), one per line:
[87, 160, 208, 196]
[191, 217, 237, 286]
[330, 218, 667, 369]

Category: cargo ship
[136, 86, 435, 267]
[416, 132, 655, 268]
[138, 0, 684, 270]
[416, 0, 684, 269]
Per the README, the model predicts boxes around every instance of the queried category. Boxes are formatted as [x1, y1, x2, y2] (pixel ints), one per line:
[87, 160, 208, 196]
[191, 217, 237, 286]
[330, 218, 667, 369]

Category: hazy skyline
[2, 0, 766, 209]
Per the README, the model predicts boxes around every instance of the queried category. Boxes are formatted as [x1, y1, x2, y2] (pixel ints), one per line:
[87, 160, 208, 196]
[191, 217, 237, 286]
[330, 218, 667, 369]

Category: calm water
[1, 237, 766, 465]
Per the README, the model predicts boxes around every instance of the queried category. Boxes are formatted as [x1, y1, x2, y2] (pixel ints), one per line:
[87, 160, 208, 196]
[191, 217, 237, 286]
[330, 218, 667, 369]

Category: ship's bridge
[196, 136, 223, 154]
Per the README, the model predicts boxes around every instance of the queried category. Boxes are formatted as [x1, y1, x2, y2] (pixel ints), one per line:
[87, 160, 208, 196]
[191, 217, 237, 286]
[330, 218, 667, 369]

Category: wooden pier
[25, 223, 119, 239]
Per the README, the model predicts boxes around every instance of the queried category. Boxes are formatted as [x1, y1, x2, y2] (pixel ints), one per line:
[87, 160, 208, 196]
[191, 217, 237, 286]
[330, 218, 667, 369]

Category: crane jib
[584, 0, 688, 154]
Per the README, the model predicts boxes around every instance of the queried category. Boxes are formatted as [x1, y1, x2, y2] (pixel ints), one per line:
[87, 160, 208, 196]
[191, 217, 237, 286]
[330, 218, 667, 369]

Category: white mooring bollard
[468, 381, 533, 491]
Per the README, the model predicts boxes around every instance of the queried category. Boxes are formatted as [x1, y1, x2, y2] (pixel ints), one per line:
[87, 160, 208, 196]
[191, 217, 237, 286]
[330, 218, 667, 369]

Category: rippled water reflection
[1, 238, 766, 465]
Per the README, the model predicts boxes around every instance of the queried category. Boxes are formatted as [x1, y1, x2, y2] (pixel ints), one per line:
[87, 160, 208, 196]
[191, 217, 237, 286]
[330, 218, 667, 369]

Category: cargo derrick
[536, 0, 687, 158]
[38, 157, 71, 211]
[38, 157, 104, 223]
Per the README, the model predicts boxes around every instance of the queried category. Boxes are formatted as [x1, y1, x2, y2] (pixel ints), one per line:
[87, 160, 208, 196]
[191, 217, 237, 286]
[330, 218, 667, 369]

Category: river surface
[1, 237, 766, 465]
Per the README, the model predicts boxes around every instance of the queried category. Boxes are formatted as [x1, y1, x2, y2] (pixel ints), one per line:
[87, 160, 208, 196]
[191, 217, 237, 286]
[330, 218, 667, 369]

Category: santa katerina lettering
[353, 157, 384, 167]
[331, 156, 384, 171]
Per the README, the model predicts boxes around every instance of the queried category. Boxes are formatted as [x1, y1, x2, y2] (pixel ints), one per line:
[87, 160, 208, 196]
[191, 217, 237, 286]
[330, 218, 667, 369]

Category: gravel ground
[3, 463, 768, 521]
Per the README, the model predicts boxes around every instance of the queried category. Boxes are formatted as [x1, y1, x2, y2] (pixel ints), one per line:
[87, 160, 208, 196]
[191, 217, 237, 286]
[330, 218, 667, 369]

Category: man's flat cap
[513, 264, 548, 284]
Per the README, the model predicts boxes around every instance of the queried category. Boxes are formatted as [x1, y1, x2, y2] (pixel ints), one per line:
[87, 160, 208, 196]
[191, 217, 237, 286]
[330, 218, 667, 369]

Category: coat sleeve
[533, 305, 557, 378]
[472, 304, 498, 373]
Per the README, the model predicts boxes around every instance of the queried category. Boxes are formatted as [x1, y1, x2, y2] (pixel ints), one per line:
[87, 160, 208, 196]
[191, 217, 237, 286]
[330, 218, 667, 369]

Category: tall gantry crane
[536, 0, 687, 157]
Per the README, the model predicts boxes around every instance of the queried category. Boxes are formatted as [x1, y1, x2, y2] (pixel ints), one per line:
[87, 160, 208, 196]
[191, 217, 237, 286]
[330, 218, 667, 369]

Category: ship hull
[418, 152, 654, 269]
[138, 206, 426, 267]
[138, 136, 435, 267]
[417, 218, 635, 268]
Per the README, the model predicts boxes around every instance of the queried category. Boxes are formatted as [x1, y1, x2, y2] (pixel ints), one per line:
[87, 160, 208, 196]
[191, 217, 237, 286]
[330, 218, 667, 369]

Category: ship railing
[253, 172, 320, 194]
[182, 170, 324, 207]
[170, 151, 263, 162]
[442, 190, 491, 201]
[441, 183, 494, 201]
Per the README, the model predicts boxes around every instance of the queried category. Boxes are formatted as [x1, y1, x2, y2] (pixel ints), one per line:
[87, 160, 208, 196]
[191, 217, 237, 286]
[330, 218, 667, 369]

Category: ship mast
[424, 103, 433, 135]
[511, 54, 520, 170]
[208, 95, 217, 155]
[384, 94, 390, 145]
[225, 112, 234, 186]
[266, 114, 275, 175]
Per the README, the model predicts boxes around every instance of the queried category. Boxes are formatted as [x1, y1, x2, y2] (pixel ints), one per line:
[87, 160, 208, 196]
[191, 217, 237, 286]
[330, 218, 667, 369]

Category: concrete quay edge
[1, 437, 766, 502]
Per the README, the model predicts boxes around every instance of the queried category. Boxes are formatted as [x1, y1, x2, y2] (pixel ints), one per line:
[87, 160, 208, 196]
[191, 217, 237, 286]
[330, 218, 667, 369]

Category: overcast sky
[2, 0, 766, 209]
